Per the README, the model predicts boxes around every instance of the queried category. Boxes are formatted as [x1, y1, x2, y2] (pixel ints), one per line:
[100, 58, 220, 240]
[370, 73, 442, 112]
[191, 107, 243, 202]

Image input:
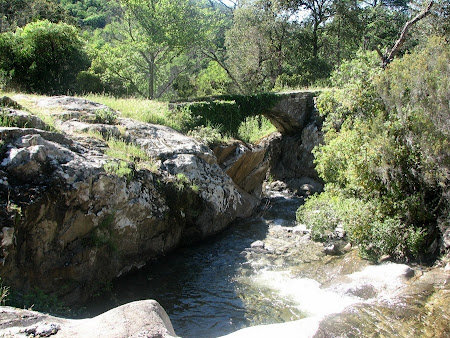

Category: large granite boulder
[0, 96, 258, 304]
[0, 300, 178, 337]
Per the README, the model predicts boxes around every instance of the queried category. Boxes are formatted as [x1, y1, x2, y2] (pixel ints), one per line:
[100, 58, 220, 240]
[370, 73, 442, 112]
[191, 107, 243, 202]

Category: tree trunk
[148, 53, 155, 99]
[312, 21, 319, 58]
[379, 1, 434, 68]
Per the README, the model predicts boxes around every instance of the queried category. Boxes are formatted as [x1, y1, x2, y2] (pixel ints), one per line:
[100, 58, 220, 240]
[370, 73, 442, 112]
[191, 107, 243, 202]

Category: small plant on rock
[103, 160, 133, 179]
[174, 173, 189, 191]
[0, 110, 18, 127]
[0, 278, 9, 305]
[188, 124, 227, 147]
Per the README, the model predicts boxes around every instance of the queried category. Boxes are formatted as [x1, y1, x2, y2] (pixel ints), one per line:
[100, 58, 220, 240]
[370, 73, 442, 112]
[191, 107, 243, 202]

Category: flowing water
[87, 195, 450, 338]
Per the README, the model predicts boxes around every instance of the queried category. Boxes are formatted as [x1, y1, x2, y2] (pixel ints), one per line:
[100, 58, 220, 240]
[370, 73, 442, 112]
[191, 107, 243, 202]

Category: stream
[87, 194, 450, 338]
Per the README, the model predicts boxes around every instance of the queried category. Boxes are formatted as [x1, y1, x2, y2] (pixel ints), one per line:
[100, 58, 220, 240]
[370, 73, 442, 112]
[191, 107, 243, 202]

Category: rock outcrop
[0, 96, 258, 304]
[213, 141, 269, 197]
[0, 300, 178, 337]
[0, 91, 323, 305]
[263, 122, 324, 196]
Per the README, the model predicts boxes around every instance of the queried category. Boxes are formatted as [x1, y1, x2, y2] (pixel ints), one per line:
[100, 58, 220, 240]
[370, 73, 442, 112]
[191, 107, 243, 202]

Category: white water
[225, 263, 413, 338]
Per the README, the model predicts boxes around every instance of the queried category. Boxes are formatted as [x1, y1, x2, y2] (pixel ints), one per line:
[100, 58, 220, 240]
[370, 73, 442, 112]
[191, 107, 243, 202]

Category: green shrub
[237, 115, 277, 144]
[296, 190, 377, 243]
[76, 71, 105, 94]
[174, 173, 189, 191]
[94, 109, 117, 125]
[0, 110, 18, 127]
[297, 191, 426, 261]
[188, 124, 227, 147]
[171, 92, 280, 138]
[7, 288, 70, 315]
[316, 51, 384, 133]
[365, 218, 427, 261]
[0, 20, 90, 94]
[103, 160, 133, 179]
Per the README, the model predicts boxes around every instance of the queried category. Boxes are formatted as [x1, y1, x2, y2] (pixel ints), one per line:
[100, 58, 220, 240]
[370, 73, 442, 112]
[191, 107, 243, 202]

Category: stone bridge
[170, 90, 319, 135]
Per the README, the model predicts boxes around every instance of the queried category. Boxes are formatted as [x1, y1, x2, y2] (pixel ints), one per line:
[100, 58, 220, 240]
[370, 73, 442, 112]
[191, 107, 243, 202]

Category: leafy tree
[86, 0, 230, 98]
[57, 0, 122, 29]
[373, 0, 434, 67]
[0, 20, 90, 94]
[279, 0, 334, 58]
[174, 61, 232, 97]
[113, 0, 213, 99]
[321, 0, 364, 67]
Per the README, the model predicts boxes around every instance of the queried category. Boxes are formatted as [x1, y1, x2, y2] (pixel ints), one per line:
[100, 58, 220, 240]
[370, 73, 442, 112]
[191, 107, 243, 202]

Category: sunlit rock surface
[264, 91, 317, 134]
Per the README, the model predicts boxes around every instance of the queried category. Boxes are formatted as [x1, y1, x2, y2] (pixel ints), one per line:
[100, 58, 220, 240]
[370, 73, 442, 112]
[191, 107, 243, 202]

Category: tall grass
[83, 94, 179, 129]
[1, 90, 58, 131]
[237, 116, 277, 144]
[0, 278, 9, 305]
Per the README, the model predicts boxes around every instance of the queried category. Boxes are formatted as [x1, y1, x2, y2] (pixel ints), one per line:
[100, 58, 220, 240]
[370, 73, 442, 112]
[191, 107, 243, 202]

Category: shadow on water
[85, 196, 304, 337]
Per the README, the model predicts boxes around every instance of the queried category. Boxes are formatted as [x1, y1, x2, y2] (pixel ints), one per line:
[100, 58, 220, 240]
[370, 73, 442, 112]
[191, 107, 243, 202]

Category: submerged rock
[0, 300, 177, 337]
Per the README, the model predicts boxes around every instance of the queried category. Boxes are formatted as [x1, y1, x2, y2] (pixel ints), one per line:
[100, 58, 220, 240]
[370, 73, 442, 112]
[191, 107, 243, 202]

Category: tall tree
[322, 0, 363, 67]
[224, 0, 295, 93]
[115, 0, 211, 98]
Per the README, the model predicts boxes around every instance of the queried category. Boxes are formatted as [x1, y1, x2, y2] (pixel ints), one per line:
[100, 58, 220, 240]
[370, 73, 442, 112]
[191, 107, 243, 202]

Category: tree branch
[202, 49, 245, 93]
[382, 1, 434, 68]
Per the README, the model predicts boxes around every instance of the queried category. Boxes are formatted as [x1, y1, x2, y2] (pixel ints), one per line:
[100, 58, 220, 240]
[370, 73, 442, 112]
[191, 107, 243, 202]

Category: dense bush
[0, 20, 90, 94]
[298, 37, 449, 262]
[296, 188, 426, 260]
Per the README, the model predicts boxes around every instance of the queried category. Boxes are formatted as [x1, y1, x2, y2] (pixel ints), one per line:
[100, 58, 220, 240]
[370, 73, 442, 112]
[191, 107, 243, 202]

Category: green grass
[105, 138, 158, 173]
[106, 138, 149, 162]
[83, 94, 177, 128]
[103, 160, 133, 179]
[1, 90, 59, 131]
